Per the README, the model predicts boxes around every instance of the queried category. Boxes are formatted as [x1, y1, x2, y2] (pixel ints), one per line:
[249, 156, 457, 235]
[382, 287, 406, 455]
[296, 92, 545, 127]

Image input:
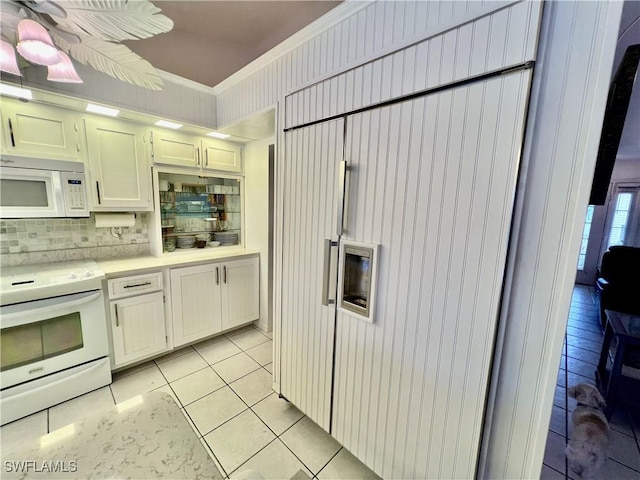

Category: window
[606, 186, 639, 251]
[577, 205, 595, 270]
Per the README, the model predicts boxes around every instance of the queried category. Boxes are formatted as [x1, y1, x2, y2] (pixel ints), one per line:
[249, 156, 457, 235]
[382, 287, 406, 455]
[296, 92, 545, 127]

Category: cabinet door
[220, 257, 259, 330]
[279, 118, 344, 432]
[202, 138, 242, 173]
[171, 263, 222, 347]
[110, 291, 166, 366]
[151, 130, 202, 168]
[1, 98, 81, 161]
[331, 73, 533, 479]
[85, 117, 152, 211]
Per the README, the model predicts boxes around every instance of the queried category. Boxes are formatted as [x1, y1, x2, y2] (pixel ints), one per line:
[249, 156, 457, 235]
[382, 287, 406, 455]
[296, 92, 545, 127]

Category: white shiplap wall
[331, 71, 532, 480]
[19, 64, 217, 128]
[216, 1, 535, 128]
[285, 1, 540, 129]
[479, 1, 625, 478]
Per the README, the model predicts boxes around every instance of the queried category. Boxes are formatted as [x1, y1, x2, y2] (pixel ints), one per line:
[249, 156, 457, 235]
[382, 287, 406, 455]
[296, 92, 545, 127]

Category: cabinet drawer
[108, 272, 163, 299]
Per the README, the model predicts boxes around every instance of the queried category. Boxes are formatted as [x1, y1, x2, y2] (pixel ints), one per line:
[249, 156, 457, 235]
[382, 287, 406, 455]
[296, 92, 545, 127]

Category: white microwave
[0, 156, 89, 218]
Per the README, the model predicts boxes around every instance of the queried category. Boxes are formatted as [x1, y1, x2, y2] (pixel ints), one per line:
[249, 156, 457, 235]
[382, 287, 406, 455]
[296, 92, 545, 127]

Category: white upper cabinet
[202, 138, 242, 173]
[1, 98, 82, 161]
[85, 117, 152, 211]
[150, 129, 200, 168]
[151, 129, 242, 173]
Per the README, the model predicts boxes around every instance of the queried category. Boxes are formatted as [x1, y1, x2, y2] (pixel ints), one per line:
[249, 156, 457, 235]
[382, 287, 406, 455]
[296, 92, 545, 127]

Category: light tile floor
[541, 285, 640, 479]
[0, 324, 380, 480]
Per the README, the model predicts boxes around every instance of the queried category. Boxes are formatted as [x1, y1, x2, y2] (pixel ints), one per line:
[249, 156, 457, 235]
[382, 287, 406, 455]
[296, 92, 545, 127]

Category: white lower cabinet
[220, 257, 260, 330]
[170, 263, 222, 347]
[107, 272, 167, 368]
[171, 256, 259, 347]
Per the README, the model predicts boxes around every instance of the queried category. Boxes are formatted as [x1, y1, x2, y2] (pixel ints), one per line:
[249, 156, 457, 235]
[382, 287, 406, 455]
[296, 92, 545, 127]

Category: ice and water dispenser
[338, 241, 379, 323]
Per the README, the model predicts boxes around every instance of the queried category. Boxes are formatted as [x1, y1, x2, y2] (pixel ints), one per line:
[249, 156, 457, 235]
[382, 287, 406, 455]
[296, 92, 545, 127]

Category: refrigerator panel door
[332, 70, 533, 479]
[279, 117, 344, 431]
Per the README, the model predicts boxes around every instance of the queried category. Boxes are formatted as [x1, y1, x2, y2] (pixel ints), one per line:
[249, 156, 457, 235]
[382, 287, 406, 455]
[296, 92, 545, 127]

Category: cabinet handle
[337, 160, 347, 236]
[322, 239, 337, 306]
[8, 118, 15, 147]
[205, 149, 209, 167]
[223, 266, 227, 284]
[114, 304, 119, 327]
[196, 147, 201, 166]
[216, 266, 219, 285]
[96, 181, 102, 204]
[123, 282, 152, 289]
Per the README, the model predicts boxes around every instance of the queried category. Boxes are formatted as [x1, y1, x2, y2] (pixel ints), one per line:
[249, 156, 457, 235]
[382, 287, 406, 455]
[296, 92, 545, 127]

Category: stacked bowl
[176, 236, 196, 249]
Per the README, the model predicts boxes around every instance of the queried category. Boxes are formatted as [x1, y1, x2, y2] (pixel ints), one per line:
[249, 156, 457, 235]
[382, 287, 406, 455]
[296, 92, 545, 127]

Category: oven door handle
[0, 290, 102, 328]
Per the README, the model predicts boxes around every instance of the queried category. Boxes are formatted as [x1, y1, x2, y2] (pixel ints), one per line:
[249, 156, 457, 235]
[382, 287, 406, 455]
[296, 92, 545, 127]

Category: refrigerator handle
[322, 239, 338, 306]
[336, 160, 347, 236]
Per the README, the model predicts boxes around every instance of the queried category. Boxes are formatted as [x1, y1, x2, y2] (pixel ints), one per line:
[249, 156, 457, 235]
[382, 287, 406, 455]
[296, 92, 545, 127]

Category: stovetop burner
[0, 260, 105, 306]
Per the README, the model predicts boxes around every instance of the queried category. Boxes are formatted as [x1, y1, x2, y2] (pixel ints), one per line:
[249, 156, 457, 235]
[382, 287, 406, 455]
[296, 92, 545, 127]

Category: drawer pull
[123, 282, 152, 289]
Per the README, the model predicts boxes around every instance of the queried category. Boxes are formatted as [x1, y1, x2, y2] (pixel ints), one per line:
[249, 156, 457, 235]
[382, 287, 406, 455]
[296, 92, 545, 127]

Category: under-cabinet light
[86, 103, 119, 117]
[155, 120, 183, 129]
[0, 84, 32, 99]
[207, 131, 231, 139]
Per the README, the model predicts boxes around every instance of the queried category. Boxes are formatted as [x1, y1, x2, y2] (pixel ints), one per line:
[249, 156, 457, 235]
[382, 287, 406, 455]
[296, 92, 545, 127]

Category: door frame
[479, 1, 624, 478]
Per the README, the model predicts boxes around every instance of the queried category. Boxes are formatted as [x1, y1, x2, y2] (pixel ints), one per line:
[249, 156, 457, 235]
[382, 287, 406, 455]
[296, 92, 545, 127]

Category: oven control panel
[0, 261, 104, 306]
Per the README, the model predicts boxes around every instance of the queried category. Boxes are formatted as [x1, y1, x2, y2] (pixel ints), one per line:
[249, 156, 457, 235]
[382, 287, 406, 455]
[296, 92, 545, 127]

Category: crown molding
[212, 0, 372, 95]
[158, 69, 215, 94]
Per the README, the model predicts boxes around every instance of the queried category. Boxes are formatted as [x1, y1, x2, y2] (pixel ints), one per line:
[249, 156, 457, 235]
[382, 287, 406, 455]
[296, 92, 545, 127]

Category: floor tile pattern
[0, 324, 380, 479]
[542, 286, 640, 479]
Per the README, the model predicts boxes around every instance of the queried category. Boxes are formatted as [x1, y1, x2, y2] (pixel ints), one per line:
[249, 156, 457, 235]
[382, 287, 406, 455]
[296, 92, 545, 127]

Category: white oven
[0, 156, 89, 218]
[0, 261, 111, 425]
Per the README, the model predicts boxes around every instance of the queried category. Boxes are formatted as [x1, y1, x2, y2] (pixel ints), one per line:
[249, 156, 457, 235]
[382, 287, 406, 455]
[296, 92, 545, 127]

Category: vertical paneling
[216, 1, 536, 128]
[284, 1, 541, 129]
[279, 118, 344, 430]
[480, 1, 625, 478]
[331, 70, 532, 479]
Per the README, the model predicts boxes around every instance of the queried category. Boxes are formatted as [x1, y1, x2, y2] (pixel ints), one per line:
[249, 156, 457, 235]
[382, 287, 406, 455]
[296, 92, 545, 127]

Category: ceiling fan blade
[47, 0, 173, 42]
[25, 0, 67, 18]
[61, 35, 164, 90]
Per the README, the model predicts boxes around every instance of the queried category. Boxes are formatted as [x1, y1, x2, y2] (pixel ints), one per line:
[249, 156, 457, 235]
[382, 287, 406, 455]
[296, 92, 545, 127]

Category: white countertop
[97, 247, 259, 276]
[1, 392, 222, 479]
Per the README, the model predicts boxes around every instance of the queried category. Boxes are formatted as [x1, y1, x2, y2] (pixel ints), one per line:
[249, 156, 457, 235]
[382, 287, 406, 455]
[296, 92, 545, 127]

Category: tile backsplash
[0, 214, 149, 265]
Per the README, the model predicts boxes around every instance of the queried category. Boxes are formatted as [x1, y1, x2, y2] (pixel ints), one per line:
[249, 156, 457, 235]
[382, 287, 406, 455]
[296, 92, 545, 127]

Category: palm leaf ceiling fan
[0, 0, 174, 90]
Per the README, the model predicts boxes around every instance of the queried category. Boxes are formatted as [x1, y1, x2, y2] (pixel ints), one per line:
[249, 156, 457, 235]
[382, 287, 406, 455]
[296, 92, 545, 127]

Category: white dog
[565, 383, 610, 479]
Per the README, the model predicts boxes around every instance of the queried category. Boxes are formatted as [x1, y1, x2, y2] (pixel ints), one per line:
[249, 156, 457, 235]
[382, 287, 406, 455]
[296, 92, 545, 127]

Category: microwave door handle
[51, 173, 66, 216]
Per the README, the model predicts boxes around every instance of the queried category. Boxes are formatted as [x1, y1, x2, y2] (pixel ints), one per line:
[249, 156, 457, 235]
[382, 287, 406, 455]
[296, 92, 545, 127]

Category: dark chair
[595, 246, 640, 368]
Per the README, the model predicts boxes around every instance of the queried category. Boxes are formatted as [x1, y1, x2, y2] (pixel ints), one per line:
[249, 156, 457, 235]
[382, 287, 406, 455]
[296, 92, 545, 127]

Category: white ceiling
[123, 1, 342, 87]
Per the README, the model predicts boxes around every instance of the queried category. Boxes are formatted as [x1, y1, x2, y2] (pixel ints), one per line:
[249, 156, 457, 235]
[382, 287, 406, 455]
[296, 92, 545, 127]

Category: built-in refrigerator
[278, 68, 533, 478]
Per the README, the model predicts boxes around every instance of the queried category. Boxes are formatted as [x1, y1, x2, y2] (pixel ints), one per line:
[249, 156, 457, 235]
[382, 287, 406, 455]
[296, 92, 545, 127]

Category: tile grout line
[200, 436, 230, 478]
